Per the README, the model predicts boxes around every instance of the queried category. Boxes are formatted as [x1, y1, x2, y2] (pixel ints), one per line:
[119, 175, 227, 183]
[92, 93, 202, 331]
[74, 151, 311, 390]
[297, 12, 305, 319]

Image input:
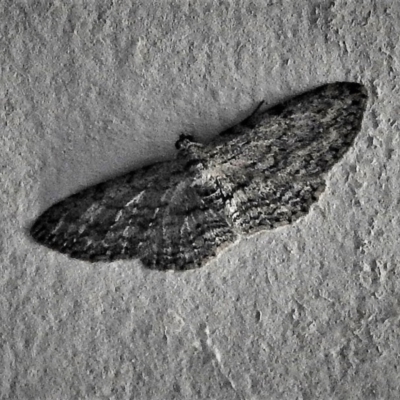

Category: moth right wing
[203, 82, 368, 234]
[219, 170, 326, 234]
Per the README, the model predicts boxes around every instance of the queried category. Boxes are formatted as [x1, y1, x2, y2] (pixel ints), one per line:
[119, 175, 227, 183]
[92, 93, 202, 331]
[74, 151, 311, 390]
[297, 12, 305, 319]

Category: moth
[31, 82, 368, 270]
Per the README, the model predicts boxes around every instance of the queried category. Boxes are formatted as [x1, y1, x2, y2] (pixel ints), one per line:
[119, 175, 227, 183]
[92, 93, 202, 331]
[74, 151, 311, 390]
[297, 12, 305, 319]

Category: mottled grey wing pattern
[31, 160, 237, 270]
[31, 82, 367, 270]
[202, 82, 368, 234]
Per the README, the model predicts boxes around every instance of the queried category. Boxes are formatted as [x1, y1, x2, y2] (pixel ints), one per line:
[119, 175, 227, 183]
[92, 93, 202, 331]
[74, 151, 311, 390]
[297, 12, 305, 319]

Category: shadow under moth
[31, 82, 368, 271]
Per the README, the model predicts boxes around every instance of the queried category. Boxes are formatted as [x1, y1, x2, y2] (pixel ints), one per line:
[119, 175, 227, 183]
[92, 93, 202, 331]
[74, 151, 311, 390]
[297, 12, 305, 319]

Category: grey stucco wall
[1, 1, 399, 399]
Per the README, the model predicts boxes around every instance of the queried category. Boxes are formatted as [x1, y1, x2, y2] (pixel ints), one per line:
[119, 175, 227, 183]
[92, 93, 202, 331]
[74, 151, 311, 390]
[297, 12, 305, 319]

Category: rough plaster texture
[0, 1, 399, 399]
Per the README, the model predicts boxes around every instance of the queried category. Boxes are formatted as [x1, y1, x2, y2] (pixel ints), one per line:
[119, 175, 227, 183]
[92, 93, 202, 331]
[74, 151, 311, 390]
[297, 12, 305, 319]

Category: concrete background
[1, 1, 399, 399]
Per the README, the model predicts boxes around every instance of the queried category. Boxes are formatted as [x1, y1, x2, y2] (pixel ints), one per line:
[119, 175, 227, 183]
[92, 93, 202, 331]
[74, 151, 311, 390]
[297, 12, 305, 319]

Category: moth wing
[205, 82, 368, 234]
[30, 160, 183, 262]
[31, 159, 236, 270]
[221, 172, 327, 234]
[137, 183, 237, 270]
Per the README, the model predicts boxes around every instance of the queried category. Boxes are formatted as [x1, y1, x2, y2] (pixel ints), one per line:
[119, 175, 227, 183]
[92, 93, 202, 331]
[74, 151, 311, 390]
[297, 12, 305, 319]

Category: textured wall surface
[1, 1, 399, 399]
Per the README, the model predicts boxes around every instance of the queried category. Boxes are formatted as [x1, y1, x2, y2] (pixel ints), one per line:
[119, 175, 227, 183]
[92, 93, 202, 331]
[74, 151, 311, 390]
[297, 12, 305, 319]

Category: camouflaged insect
[31, 82, 368, 270]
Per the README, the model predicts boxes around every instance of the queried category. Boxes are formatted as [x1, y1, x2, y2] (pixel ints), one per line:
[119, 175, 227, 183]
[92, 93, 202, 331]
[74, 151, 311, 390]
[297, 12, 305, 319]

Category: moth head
[175, 133, 195, 150]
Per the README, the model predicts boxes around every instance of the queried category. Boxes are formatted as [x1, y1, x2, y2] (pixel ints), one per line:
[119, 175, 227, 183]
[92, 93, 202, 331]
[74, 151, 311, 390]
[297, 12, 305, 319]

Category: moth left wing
[30, 160, 184, 263]
[31, 159, 237, 270]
